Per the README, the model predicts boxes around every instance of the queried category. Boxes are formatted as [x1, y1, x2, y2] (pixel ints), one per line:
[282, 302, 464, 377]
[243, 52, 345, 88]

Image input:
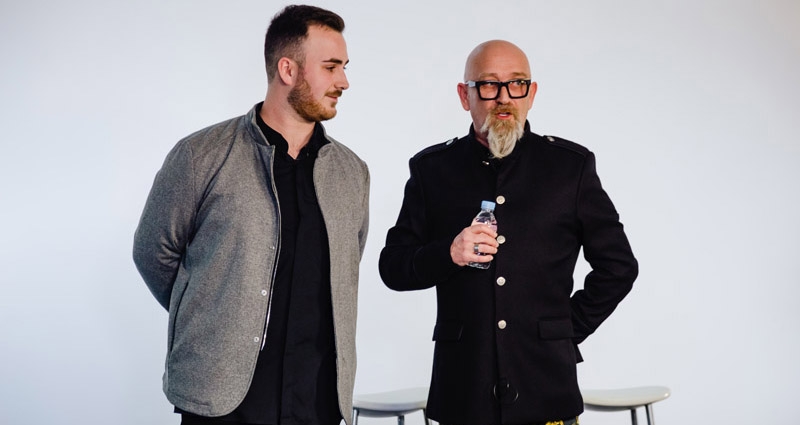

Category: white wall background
[2, 0, 798, 423]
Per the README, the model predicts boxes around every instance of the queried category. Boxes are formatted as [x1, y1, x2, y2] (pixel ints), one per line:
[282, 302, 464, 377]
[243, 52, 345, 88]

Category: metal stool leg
[422, 408, 431, 425]
[352, 408, 358, 425]
[630, 407, 638, 425]
[397, 414, 404, 425]
[645, 404, 656, 425]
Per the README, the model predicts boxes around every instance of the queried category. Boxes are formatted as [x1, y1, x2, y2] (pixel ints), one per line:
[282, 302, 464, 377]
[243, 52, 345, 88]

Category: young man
[133, 5, 369, 425]
[379, 40, 638, 425]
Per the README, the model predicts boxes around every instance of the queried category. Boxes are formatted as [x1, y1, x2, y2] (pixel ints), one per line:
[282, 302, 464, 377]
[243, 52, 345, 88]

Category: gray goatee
[480, 107, 524, 159]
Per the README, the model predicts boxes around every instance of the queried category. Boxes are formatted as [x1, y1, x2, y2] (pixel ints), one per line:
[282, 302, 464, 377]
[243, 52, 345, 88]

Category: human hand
[449, 222, 499, 266]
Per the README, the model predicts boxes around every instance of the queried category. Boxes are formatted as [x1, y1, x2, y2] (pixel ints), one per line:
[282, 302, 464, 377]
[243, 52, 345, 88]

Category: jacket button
[496, 195, 506, 205]
[496, 277, 506, 286]
[497, 235, 506, 244]
[261, 289, 268, 296]
[498, 320, 507, 329]
[253, 337, 260, 343]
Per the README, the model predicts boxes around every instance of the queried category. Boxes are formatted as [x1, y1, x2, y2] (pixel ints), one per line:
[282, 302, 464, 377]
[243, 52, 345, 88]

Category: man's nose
[337, 70, 349, 91]
[495, 85, 512, 103]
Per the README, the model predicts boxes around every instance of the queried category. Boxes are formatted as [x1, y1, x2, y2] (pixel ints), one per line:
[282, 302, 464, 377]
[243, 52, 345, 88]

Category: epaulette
[542, 134, 589, 156]
[412, 136, 460, 160]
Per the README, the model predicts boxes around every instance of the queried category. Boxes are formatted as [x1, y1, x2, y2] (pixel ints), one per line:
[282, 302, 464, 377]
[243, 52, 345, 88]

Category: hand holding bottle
[449, 201, 499, 268]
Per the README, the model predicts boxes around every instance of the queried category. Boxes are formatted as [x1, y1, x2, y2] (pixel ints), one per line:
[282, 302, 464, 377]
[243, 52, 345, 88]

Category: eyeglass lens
[478, 80, 530, 100]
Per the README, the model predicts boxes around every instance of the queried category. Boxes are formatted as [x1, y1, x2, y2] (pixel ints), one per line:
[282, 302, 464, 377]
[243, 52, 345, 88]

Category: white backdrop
[2, 0, 799, 424]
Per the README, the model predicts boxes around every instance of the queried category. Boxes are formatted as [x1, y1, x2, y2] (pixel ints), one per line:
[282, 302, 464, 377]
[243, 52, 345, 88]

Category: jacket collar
[245, 102, 331, 153]
[466, 120, 533, 166]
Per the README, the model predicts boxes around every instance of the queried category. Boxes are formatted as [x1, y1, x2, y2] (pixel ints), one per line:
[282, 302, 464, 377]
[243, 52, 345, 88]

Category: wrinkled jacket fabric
[380, 126, 636, 424]
[133, 104, 369, 420]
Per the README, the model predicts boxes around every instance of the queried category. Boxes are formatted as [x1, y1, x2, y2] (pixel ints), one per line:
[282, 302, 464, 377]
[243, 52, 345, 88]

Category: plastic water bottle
[468, 200, 497, 269]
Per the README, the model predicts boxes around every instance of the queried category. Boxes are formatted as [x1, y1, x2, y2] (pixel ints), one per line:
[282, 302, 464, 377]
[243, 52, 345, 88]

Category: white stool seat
[352, 386, 430, 425]
[582, 386, 670, 425]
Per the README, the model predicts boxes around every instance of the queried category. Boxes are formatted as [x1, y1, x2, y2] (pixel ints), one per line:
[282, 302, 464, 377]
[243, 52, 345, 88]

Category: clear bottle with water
[468, 200, 497, 269]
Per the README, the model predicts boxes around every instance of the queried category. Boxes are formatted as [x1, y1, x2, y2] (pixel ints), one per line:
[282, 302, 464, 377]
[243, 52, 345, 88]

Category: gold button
[497, 235, 506, 244]
[496, 277, 506, 286]
[496, 195, 506, 205]
[498, 320, 507, 329]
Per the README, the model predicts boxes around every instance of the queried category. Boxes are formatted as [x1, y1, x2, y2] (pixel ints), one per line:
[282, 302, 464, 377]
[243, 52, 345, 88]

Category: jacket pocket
[538, 318, 574, 340]
[432, 322, 463, 342]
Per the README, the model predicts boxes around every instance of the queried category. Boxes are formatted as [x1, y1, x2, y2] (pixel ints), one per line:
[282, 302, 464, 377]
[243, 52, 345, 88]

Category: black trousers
[181, 416, 241, 425]
[181, 414, 343, 425]
[181, 415, 265, 425]
[439, 418, 579, 425]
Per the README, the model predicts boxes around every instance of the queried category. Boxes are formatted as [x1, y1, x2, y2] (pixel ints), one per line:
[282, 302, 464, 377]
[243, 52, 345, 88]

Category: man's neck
[472, 125, 490, 149]
[259, 100, 316, 159]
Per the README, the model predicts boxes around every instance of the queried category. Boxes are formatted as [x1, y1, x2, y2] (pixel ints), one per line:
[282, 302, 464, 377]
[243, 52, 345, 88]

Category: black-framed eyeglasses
[466, 79, 532, 100]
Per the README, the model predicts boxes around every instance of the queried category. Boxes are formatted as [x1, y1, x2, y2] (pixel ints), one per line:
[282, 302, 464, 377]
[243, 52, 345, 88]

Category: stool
[352, 386, 430, 425]
[581, 386, 670, 425]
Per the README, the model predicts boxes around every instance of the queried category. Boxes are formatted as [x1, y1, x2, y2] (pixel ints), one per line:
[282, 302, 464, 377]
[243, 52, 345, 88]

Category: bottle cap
[480, 200, 496, 211]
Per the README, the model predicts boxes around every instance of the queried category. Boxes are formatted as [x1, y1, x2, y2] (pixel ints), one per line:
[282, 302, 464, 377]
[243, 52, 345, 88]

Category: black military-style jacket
[379, 123, 638, 424]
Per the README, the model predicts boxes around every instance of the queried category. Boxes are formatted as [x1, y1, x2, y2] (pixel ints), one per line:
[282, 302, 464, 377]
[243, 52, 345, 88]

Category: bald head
[464, 40, 531, 82]
[457, 39, 538, 158]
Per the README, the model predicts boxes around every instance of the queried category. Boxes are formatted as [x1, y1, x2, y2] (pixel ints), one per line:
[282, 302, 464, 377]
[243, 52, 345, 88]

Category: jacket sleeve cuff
[412, 238, 462, 284]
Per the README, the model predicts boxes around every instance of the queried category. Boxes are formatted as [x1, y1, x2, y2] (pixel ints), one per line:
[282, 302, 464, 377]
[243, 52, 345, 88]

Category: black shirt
[180, 108, 340, 425]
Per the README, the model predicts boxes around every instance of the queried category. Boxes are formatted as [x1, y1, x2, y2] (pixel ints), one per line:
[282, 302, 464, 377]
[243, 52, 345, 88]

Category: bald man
[379, 40, 638, 425]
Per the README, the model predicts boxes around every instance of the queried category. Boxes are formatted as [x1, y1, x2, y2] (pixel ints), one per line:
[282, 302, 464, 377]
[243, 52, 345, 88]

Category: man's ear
[527, 81, 538, 108]
[457, 83, 471, 111]
[276, 57, 298, 86]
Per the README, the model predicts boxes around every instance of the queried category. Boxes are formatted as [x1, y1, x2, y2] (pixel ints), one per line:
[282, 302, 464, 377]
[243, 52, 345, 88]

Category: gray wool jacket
[133, 104, 369, 421]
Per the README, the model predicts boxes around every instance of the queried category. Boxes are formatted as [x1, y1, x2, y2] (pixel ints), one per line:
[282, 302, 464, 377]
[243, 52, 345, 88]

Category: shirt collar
[255, 103, 328, 158]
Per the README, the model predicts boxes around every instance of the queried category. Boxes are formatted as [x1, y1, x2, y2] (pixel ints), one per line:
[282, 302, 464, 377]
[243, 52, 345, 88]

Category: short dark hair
[263, 5, 345, 81]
